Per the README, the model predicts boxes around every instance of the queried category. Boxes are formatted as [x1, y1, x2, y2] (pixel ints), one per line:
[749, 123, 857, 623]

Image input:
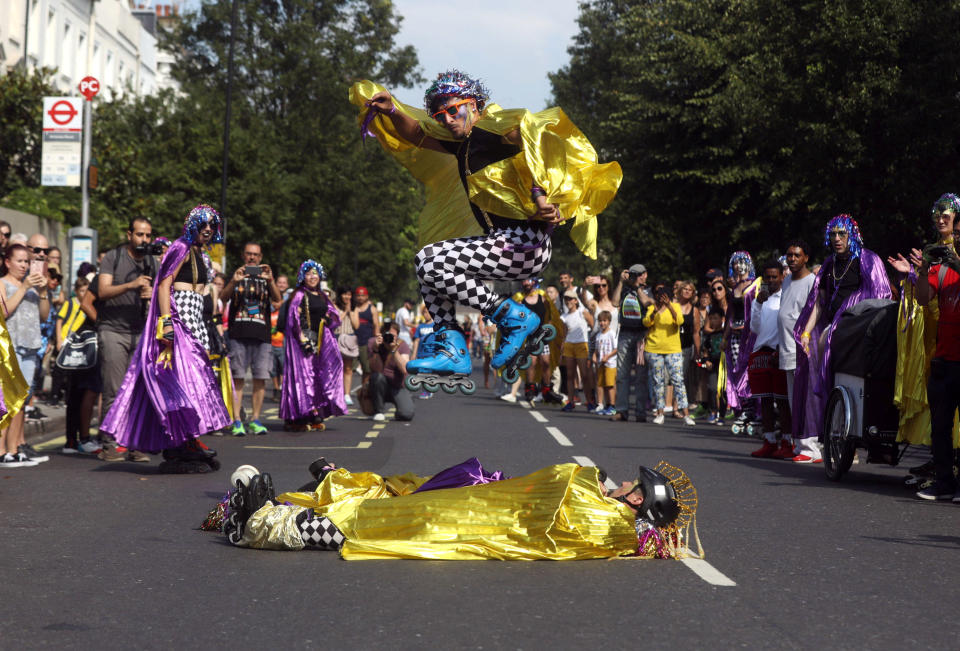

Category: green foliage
[551, 0, 960, 282]
[0, 67, 59, 199]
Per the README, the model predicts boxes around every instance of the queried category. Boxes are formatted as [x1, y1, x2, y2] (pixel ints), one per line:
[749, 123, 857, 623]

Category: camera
[383, 333, 395, 345]
[134, 242, 164, 256]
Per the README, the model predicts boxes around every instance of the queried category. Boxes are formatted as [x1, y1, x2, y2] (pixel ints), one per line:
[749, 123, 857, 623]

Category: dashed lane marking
[373, 424, 386, 430]
[520, 401, 530, 409]
[365, 431, 379, 438]
[529, 410, 548, 423]
[244, 442, 372, 450]
[680, 556, 737, 587]
[545, 426, 572, 447]
[572, 455, 618, 490]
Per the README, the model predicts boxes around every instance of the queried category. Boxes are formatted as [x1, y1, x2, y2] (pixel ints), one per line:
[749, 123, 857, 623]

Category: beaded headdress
[424, 69, 490, 113]
[727, 251, 755, 281]
[823, 214, 862, 259]
[182, 204, 223, 245]
[297, 259, 325, 286]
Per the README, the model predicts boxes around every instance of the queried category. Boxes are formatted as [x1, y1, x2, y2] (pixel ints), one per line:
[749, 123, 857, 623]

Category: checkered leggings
[415, 225, 551, 327]
[173, 290, 209, 351]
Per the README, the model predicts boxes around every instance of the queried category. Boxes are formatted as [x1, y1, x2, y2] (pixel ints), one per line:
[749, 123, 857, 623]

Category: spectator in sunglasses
[0, 221, 10, 258]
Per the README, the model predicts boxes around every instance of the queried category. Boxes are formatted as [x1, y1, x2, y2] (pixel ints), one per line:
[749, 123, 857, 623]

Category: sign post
[41, 97, 82, 187]
[78, 76, 100, 229]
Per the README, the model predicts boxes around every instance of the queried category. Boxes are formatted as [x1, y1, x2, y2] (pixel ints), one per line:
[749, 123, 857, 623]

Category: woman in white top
[560, 290, 596, 411]
[581, 275, 618, 407]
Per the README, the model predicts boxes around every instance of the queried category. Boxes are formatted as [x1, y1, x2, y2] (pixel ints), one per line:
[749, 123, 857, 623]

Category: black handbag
[55, 330, 98, 371]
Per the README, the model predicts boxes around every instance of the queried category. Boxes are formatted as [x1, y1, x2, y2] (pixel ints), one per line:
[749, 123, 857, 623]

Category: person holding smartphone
[221, 241, 282, 436]
[367, 321, 413, 422]
[0, 243, 50, 467]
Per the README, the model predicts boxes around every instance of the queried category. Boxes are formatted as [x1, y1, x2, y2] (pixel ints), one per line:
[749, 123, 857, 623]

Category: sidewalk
[23, 400, 67, 445]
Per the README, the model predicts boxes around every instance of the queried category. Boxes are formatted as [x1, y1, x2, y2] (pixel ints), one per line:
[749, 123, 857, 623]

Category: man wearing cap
[611, 264, 654, 422]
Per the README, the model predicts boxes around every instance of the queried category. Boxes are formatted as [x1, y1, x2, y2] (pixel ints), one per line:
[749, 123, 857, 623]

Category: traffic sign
[43, 96, 82, 132]
[42, 96, 83, 186]
[78, 76, 100, 101]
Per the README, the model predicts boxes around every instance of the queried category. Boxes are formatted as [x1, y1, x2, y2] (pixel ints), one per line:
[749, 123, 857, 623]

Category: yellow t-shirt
[57, 297, 86, 341]
[642, 303, 683, 354]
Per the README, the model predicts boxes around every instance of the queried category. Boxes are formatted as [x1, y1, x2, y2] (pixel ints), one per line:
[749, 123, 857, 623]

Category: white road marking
[520, 401, 531, 410]
[245, 442, 372, 450]
[545, 426, 572, 447]
[572, 455, 618, 490]
[365, 431, 379, 438]
[681, 557, 737, 586]
[529, 410, 548, 423]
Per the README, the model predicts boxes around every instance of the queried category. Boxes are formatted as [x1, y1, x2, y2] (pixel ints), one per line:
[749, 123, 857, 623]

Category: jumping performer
[100, 205, 231, 473]
[220, 457, 698, 561]
[350, 71, 621, 393]
[793, 215, 891, 462]
[280, 260, 346, 431]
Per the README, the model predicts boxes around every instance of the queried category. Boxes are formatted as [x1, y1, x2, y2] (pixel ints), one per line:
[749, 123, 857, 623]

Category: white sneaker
[344, 394, 354, 406]
[78, 440, 102, 454]
[0, 453, 38, 467]
[499, 394, 518, 403]
[373, 412, 386, 422]
[683, 415, 696, 426]
[652, 414, 665, 425]
[61, 446, 80, 455]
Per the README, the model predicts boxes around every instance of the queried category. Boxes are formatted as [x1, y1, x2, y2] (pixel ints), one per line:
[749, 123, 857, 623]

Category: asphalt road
[2, 375, 959, 649]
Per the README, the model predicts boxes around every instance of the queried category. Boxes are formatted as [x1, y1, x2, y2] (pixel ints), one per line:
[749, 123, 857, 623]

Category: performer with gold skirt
[350, 70, 621, 394]
[0, 299, 30, 442]
[889, 193, 960, 491]
[220, 457, 699, 561]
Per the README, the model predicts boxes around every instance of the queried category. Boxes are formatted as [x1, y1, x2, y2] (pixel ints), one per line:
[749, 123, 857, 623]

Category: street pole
[22, 0, 30, 70]
[81, 99, 92, 228]
[219, 0, 239, 271]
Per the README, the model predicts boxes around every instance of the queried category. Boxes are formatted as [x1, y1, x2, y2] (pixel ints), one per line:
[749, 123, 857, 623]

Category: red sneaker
[751, 440, 778, 458]
[771, 440, 795, 459]
[791, 454, 823, 464]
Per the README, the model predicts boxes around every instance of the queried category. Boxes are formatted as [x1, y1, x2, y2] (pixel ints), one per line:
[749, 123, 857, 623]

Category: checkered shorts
[173, 290, 209, 351]
[296, 509, 345, 550]
[415, 224, 551, 327]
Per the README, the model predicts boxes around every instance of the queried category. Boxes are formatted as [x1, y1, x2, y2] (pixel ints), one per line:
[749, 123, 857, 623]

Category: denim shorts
[15, 345, 40, 400]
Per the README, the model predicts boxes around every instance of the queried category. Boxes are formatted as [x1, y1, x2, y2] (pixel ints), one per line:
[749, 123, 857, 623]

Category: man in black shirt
[96, 218, 156, 462]
[612, 264, 654, 422]
[221, 242, 282, 436]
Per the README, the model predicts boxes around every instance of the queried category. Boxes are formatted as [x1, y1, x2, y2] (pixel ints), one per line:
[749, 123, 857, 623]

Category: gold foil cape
[349, 80, 623, 259]
[273, 464, 638, 560]
[894, 280, 960, 445]
[0, 309, 29, 429]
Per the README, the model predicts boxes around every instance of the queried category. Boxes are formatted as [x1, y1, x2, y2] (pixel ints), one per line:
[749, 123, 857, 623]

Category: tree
[551, 0, 960, 281]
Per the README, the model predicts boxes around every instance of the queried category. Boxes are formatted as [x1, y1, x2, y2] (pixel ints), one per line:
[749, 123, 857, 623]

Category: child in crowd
[700, 307, 726, 424]
[593, 311, 618, 415]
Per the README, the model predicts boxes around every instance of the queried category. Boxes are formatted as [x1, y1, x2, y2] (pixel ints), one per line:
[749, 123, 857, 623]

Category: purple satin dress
[791, 249, 891, 440]
[100, 239, 231, 452]
[279, 288, 347, 421]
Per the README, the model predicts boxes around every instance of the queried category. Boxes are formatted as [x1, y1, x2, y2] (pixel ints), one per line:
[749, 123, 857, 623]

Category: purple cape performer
[413, 456, 506, 493]
[100, 218, 231, 453]
[280, 262, 347, 423]
[726, 281, 760, 411]
[791, 248, 891, 440]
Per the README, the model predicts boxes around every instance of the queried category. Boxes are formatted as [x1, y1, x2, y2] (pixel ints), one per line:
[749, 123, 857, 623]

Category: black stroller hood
[830, 298, 898, 378]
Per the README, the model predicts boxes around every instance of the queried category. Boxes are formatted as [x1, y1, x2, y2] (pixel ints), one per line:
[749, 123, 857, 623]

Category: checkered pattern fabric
[415, 225, 551, 327]
[173, 290, 209, 351]
[296, 510, 345, 550]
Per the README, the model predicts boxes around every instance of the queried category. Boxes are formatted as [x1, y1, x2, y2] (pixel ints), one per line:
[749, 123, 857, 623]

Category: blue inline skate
[404, 326, 477, 395]
[488, 299, 557, 385]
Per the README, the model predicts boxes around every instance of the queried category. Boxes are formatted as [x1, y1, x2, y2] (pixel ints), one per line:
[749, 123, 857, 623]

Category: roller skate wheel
[441, 382, 458, 394]
[502, 368, 519, 384]
[228, 489, 244, 510]
[404, 375, 421, 392]
[230, 465, 259, 489]
[731, 424, 743, 435]
[460, 380, 477, 396]
[541, 324, 557, 342]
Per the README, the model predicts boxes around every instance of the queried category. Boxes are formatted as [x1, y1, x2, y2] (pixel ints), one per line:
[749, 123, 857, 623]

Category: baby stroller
[822, 299, 903, 480]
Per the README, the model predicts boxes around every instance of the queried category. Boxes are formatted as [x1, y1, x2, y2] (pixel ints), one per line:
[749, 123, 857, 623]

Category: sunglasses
[0, 231, 10, 238]
[828, 230, 848, 238]
[712, 286, 724, 292]
[432, 99, 473, 122]
[594, 283, 608, 288]
[30, 246, 51, 254]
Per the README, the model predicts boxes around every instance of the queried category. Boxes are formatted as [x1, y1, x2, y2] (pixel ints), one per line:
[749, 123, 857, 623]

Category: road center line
[680, 557, 737, 586]
[529, 410, 548, 423]
[545, 426, 572, 447]
[572, 455, 618, 490]
[244, 442, 372, 450]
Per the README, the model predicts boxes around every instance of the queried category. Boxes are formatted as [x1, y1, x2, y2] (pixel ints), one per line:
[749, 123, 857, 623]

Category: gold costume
[0, 309, 29, 429]
[349, 81, 623, 259]
[250, 464, 639, 560]
[894, 278, 960, 446]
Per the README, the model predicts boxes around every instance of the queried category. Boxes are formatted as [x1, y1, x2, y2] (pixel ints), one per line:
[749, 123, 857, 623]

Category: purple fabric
[791, 249, 891, 439]
[0, 383, 6, 420]
[413, 457, 507, 493]
[100, 239, 231, 453]
[724, 284, 758, 411]
[279, 288, 347, 421]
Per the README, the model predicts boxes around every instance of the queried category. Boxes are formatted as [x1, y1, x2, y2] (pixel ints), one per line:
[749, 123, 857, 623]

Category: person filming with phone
[221, 241, 282, 436]
[96, 218, 158, 462]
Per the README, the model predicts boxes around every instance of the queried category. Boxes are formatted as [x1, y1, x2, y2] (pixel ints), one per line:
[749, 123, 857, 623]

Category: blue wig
[727, 251, 755, 281]
[297, 259, 326, 287]
[823, 214, 863, 259]
[182, 204, 223, 245]
[424, 69, 490, 113]
[932, 193, 960, 217]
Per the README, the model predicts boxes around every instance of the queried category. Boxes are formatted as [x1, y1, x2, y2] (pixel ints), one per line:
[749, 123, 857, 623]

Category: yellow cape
[349, 81, 622, 259]
[0, 309, 29, 429]
[894, 279, 960, 446]
[274, 463, 637, 560]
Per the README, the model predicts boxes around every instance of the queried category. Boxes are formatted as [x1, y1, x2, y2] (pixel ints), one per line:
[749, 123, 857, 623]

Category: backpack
[619, 288, 648, 329]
